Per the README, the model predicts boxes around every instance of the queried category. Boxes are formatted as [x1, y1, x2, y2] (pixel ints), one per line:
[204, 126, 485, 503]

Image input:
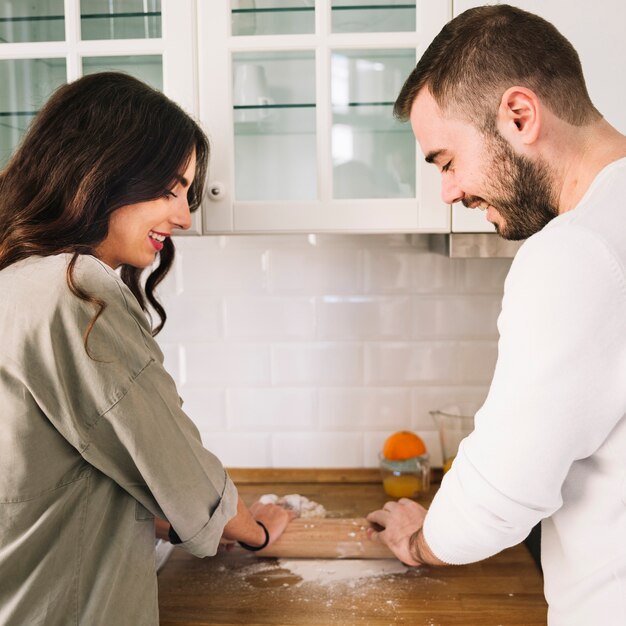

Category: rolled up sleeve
[423, 226, 626, 564]
[34, 256, 238, 558]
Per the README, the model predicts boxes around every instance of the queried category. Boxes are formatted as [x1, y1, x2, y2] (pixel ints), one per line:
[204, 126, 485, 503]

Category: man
[367, 5, 626, 625]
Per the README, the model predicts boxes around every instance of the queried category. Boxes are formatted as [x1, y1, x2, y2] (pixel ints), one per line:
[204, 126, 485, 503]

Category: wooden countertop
[158, 479, 547, 626]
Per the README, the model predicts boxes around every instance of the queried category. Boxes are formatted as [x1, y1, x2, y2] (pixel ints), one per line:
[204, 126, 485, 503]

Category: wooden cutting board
[251, 517, 394, 559]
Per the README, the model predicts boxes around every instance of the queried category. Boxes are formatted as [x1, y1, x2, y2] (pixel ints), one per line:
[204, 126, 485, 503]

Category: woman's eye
[164, 189, 178, 199]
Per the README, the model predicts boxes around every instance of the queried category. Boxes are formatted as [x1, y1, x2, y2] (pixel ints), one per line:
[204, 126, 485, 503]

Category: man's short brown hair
[394, 4, 600, 128]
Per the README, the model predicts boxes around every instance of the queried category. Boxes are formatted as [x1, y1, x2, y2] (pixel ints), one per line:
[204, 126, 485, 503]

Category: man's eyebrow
[425, 149, 447, 164]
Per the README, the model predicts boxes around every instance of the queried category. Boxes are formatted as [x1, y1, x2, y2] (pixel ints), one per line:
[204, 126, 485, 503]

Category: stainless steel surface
[429, 233, 524, 258]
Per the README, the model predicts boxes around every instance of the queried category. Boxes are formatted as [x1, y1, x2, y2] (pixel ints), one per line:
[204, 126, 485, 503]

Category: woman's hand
[249, 500, 296, 548]
[221, 496, 295, 549]
[154, 517, 171, 541]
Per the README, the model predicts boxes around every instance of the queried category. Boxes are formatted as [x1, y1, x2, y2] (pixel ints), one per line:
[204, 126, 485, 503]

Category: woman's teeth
[149, 231, 166, 242]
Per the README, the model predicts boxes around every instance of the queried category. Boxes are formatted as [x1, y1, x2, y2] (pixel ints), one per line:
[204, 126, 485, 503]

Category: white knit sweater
[424, 158, 626, 625]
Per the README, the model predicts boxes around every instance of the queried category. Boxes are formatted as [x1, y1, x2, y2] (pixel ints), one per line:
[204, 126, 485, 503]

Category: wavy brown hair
[0, 72, 209, 348]
[394, 4, 601, 129]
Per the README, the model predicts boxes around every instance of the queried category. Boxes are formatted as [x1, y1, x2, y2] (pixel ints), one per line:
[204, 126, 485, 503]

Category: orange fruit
[382, 431, 427, 461]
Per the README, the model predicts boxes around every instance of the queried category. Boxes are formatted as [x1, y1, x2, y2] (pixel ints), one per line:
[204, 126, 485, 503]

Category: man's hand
[366, 498, 447, 567]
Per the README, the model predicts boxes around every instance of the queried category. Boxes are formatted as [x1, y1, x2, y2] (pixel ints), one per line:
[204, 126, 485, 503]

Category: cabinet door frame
[198, 0, 452, 234]
[0, 0, 201, 233]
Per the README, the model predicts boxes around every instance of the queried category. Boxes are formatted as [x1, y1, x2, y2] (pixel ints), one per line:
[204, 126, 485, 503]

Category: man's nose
[441, 177, 464, 205]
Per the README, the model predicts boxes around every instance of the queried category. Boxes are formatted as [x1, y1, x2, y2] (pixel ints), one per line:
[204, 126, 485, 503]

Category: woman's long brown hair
[0, 72, 209, 350]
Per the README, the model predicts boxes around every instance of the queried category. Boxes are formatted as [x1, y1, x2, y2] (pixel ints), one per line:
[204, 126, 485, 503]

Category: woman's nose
[171, 195, 192, 231]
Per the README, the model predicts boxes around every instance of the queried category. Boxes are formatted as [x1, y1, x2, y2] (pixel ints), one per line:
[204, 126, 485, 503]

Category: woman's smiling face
[94, 150, 196, 269]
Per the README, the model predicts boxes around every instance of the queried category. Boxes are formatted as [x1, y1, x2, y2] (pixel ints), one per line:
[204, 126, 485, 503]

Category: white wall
[156, 234, 511, 468]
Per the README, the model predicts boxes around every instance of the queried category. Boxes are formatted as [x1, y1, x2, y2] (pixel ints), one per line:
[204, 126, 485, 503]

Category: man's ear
[497, 87, 541, 147]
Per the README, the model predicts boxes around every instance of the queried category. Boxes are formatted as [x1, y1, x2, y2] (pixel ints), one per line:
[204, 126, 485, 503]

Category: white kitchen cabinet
[0, 0, 201, 233]
[451, 0, 626, 233]
[198, 0, 451, 234]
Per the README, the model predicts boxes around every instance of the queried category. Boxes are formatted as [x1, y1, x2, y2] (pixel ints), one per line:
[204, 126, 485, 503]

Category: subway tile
[272, 433, 363, 468]
[272, 344, 363, 385]
[212, 234, 310, 249]
[158, 343, 181, 386]
[304, 234, 409, 249]
[317, 296, 410, 340]
[363, 430, 442, 468]
[155, 261, 180, 297]
[269, 248, 362, 294]
[456, 341, 499, 384]
[411, 252, 458, 293]
[365, 342, 458, 385]
[227, 388, 315, 431]
[318, 388, 411, 431]
[156, 294, 223, 342]
[225, 296, 315, 339]
[201, 432, 271, 468]
[363, 250, 412, 293]
[183, 342, 271, 386]
[411, 386, 489, 430]
[176, 244, 268, 294]
[456, 258, 512, 293]
[411, 295, 502, 339]
[179, 387, 226, 431]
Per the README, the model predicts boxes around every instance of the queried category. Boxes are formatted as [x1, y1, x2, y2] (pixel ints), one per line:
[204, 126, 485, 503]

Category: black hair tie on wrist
[238, 521, 270, 551]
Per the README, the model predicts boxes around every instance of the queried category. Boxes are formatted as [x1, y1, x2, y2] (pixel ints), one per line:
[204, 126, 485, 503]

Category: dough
[258, 493, 327, 518]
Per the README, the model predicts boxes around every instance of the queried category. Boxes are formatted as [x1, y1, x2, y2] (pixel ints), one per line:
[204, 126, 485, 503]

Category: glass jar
[379, 453, 430, 499]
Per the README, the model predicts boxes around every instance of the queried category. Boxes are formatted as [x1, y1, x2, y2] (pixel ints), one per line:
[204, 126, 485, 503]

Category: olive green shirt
[0, 254, 238, 626]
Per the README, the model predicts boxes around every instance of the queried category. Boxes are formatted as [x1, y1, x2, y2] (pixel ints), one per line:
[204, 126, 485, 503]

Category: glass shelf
[82, 55, 163, 91]
[231, 1, 415, 36]
[232, 7, 314, 14]
[0, 0, 65, 43]
[80, 1, 161, 40]
[0, 9, 162, 42]
[0, 57, 66, 166]
[231, 3, 413, 14]
[234, 102, 315, 108]
[333, 1, 415, 33]
[234, 104, 316, 136]
[232, 1, 314, 36]
[0, 12, 161, 21]
[331, 48, 415, 198]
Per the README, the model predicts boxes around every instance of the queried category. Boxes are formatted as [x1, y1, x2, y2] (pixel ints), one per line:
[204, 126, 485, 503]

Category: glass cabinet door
[231, 0, 315, 36]
[1, 0, 196, 227]
[331, 0, 416, 33]
[80, 0, 161, 40]
[0, 58, 66, 166]
[331, 49, 415, 199]
[82, 55, 163, 91]
[204, 0, 451, 233]
[0, 0, 65, 43]
[233, 51, 316, 201]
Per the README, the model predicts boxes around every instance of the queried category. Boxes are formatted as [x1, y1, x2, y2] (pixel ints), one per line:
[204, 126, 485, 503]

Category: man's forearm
[410, 528, 449, 566]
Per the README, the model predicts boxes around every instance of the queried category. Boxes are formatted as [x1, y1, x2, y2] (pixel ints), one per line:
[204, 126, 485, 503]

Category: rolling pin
[252, 518, 394, 559]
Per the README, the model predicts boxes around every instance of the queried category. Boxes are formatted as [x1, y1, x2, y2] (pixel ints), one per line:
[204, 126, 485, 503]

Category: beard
[463, 132, 560, 241]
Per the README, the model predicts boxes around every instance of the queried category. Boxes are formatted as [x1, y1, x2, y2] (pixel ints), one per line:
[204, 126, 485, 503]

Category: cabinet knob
[207, 182, 225, 200]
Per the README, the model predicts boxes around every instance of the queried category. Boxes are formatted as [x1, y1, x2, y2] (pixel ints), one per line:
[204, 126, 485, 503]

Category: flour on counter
[277, 559, 409, 586]
[259, 493, 327, 518]
[238, 557, 409, 589]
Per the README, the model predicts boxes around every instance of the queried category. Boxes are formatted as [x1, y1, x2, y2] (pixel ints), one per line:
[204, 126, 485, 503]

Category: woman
[0, 72, 292, 626]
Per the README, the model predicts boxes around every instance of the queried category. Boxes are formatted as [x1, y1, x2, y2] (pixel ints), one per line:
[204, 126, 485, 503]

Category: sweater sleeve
[30, 255, 237, 558]
[423, 225, 626, 564]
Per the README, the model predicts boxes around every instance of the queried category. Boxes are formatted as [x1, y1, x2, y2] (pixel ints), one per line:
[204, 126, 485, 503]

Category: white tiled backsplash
[156, 234, 512, 468]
